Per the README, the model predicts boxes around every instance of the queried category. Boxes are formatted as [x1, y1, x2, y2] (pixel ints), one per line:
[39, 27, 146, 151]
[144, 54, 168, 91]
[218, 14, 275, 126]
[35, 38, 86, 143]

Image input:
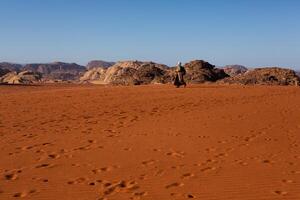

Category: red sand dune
[0, 84, 300, 200]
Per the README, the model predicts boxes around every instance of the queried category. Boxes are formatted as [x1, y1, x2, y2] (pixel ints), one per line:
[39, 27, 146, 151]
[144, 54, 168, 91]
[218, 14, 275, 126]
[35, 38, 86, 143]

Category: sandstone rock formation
[183, 60, 229, 83]
[219, 67, 299, 85]
[86, 60, 115, 69]
[222, 65, 248, 76]
[81, 61, 171, 85]
[23, 62, 86, 81]
[0, 71, 42, 84]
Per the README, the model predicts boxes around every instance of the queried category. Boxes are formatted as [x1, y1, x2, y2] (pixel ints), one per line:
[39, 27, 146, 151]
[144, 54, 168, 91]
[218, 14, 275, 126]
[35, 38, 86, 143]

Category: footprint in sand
[154, 170, 165, 177]
[67, 177, 87, 185]
[186, 194, 195, 199]
[13, 192, 27, 198]
[35, 163, 53, 169]
[273, 190, 288, 196]
[165, 182, 184, 189]
[100, 180, 141, 198]
[171, 164, 185, 170]
[166, 151, 185, 158]
[214, 153, 228, 158]
[141, 160, 156, 166]
[91, 165, 120, 174]
[181, 173, 195, 179]
[152, 148, 161, 152]
[281, 179, 294, 184]
[4, 173, 18, 180]
[48, 153, 60, 159]
[4, 169, 22, 180]
[13, 189, 37, 198]
[139, 174, 148, 180]
[87, 139, 97, 144]
[200, 166, 217, 173]
[261, 159, 273, 164]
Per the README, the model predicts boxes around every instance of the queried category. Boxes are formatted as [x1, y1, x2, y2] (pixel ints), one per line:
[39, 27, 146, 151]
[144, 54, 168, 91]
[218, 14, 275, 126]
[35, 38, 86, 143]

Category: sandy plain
[0, 84, 299, 200]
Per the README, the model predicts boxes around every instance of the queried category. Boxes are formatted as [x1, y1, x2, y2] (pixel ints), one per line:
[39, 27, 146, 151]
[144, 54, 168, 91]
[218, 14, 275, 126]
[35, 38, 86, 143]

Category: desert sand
[0, 84, 299, 200]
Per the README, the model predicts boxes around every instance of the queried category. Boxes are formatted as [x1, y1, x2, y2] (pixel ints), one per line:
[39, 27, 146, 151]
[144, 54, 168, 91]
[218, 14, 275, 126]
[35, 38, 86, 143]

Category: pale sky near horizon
[0, 0, 299, 69]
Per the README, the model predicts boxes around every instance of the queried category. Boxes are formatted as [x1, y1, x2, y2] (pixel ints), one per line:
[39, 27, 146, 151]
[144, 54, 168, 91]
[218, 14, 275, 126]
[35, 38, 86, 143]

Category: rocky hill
[86, 60, 115, 69]
[23, 62, 86, 81]
[222, 65, 248, 76]
[219, 67, 299, 85]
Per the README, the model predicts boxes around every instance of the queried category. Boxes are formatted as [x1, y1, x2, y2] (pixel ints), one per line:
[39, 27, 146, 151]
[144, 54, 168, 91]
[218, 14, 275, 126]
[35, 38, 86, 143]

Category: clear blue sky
[0, 0, 299, 69]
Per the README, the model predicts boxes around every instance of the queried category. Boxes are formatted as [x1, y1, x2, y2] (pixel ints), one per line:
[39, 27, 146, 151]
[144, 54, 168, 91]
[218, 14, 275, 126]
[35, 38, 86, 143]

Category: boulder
[219, 67, 299, 85]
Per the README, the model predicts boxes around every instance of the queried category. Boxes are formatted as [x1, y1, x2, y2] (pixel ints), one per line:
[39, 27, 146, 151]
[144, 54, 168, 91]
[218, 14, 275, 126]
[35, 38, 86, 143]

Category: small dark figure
[174, 62, 186, 88]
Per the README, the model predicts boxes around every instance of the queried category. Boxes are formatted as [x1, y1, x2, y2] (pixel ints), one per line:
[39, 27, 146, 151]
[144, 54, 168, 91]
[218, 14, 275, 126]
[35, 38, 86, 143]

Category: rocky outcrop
[81, 61, 170, 85]
[23, 62, 86, 81]
[222, 65, 248, 76]
[0, 71, 42, 84]
[86, 60, 115, 69]
[183, 60, 229, 83]
[219, 67, 299, 85]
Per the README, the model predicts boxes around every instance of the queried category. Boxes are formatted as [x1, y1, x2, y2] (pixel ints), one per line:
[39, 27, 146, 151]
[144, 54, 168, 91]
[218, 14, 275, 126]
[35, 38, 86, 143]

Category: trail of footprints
[66, 177, 147, 200]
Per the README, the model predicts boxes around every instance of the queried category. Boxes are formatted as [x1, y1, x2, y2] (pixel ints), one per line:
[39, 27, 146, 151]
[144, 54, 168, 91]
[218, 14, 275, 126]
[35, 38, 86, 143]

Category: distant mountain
[87, 60, 115, 70]
[222, 65, 248, 77]
[296, 71, 300, 78]
[0, 62, 23, 72]
[23, 62, 86, 81]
